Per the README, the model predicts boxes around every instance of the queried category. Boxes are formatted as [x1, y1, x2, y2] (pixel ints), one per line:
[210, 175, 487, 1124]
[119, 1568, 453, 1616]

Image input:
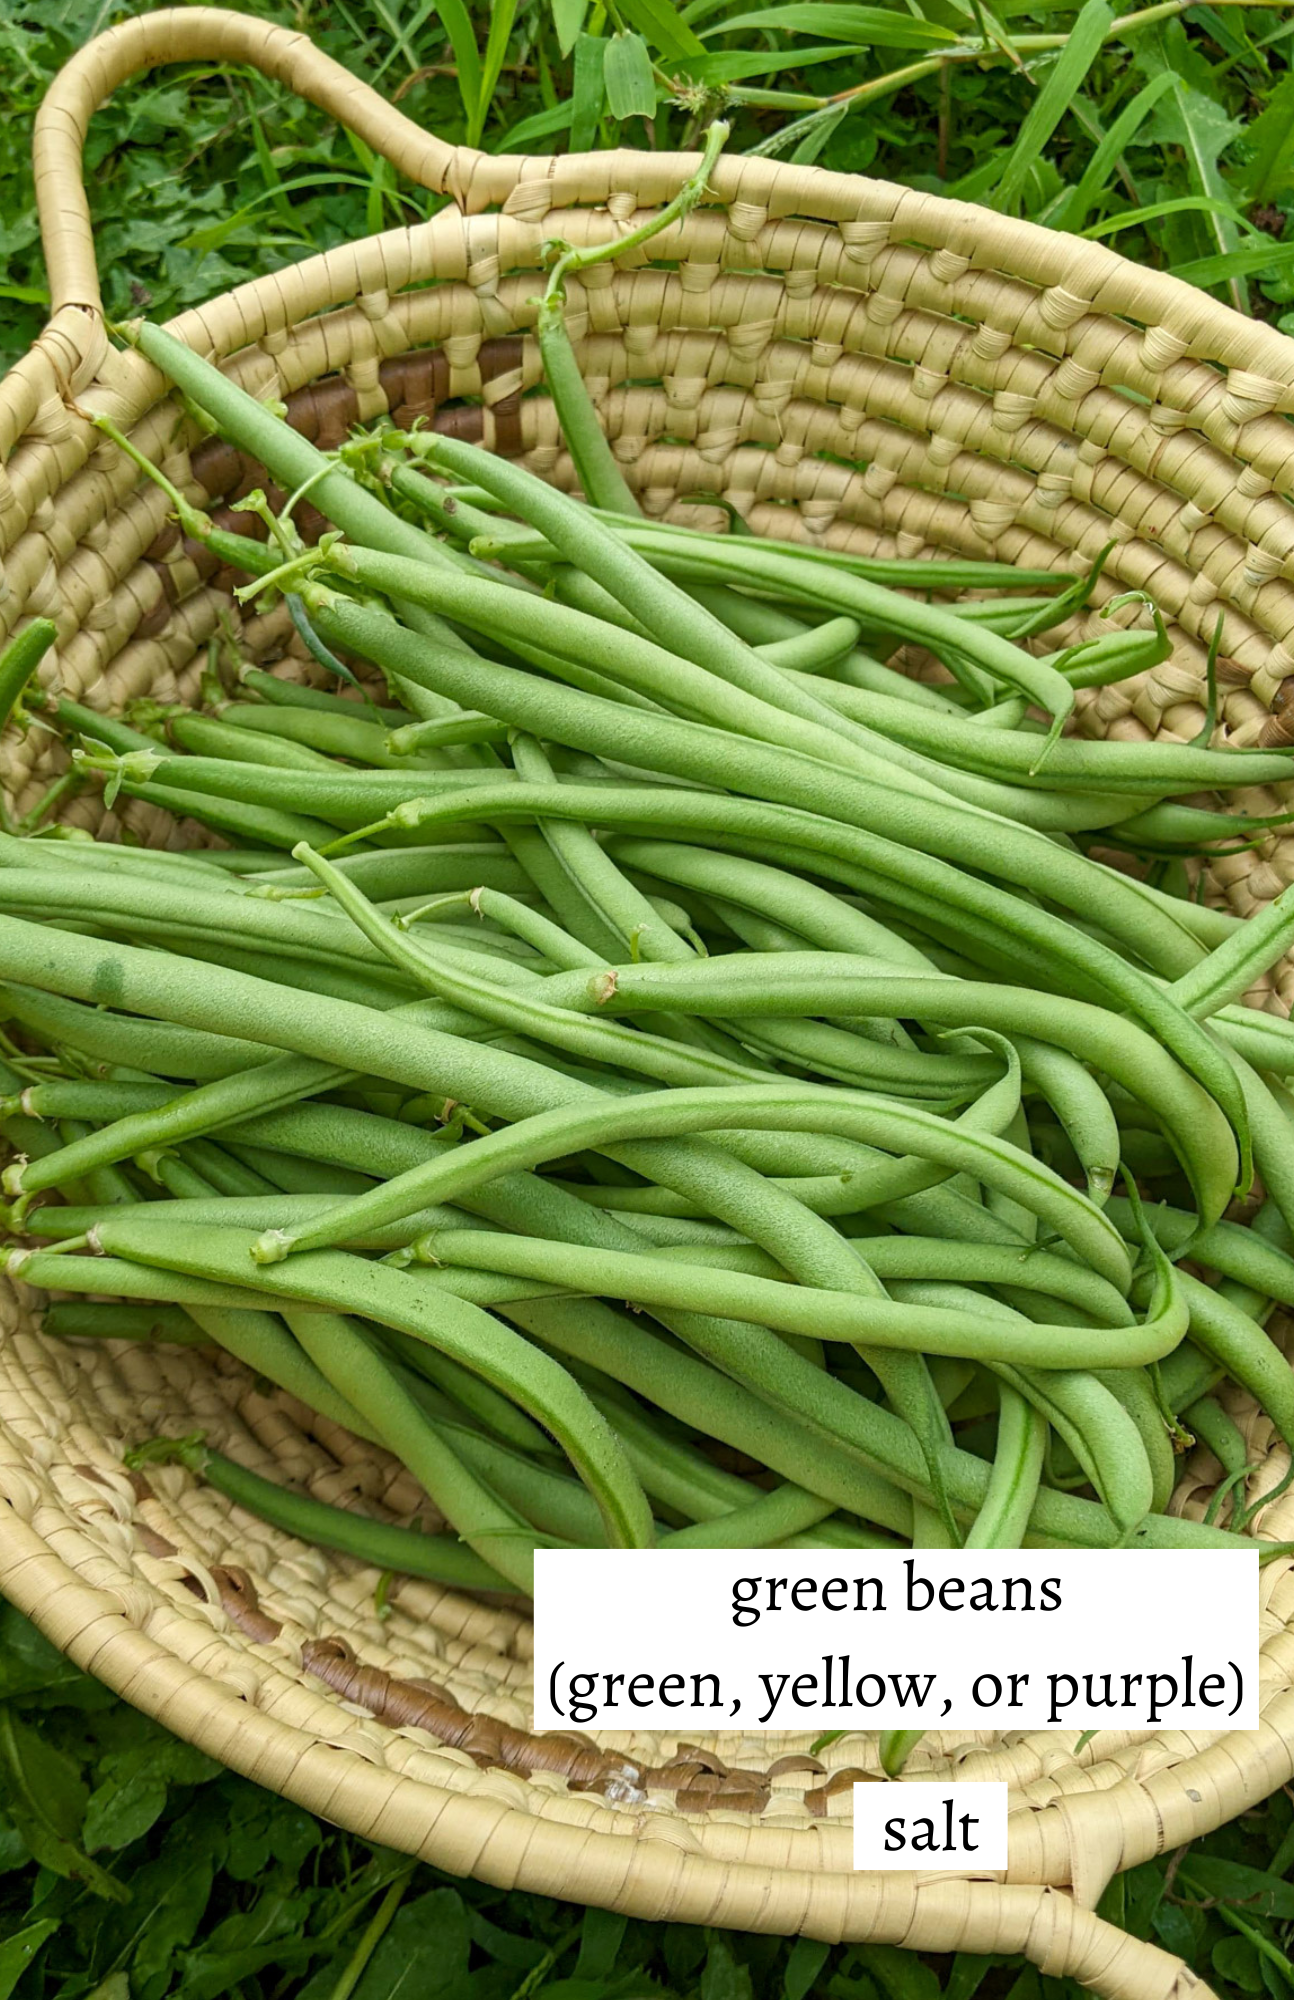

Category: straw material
[3, 13, 1294, 1993]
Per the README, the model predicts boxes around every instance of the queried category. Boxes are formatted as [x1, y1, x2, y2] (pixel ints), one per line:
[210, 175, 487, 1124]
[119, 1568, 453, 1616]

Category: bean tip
[251, 1229, 292, 1265]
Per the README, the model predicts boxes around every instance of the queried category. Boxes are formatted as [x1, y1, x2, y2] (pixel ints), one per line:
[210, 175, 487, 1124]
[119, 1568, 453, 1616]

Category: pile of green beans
[4, 297, 1294, 1775]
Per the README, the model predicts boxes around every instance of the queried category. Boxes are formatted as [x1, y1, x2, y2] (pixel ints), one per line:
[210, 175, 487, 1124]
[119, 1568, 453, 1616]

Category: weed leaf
[991, 0, 1112, 214]
[605, 31, 659, 120]
[702, 5, 957, 47]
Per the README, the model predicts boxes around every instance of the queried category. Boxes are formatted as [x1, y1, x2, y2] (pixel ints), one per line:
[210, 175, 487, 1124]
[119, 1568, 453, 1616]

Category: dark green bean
[131, 1433, 513, 1592]
[0, 621, 56, 735]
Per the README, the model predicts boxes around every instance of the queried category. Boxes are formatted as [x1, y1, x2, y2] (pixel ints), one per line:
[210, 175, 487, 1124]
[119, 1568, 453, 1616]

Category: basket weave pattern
[4, 12, 1294, 1993]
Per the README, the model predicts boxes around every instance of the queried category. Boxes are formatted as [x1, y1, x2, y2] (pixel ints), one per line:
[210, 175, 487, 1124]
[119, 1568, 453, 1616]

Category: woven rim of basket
[0, 17, 1293, 1984]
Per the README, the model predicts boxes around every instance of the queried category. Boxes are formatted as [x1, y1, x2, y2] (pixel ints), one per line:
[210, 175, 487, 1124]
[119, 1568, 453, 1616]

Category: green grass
[4, 0, 1294, 371]
[5, 0, 1294, 1991]
[1, 1596, 1294, 2000]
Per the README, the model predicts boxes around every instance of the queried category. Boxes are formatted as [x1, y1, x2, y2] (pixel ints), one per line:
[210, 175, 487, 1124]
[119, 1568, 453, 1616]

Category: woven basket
[4, 12, 1294, 1995]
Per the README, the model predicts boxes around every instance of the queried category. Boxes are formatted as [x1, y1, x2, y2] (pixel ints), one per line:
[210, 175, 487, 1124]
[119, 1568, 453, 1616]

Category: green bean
[755, 617, 862, 674]
[246, 843, 532, 899]
[285, 591, 369, 694]
[180, 1137, 277, 1198]
[553, 1171, 880, 1219]
[687, 892, 809, 955]
[1103, 1196, 1294, 1305]
[131, 323, 464, 607]
[144, 1150, 219, 1199]
[680, 584, 964, 715]
[659, 1486, 841, 1549]
[56, 698, 160, 757]
[156, 847, 291, 873]
[41, 1301, 207, 1343]
[491, 816, 632, 962]
[404, 888, 601, 973]
[0, 870, 412, 983]
[408, 432, 1077, 746]
[1014, 1036, 1120, 1204]
[1047, 621, 1174, 690]
[371, 1324, 553, 1457]
[238, 668, 408, 726]
[981, 1105, 1037, 1246]
[316, 776, 1245, 1191]
[0, 858, 534, 1002]
[7, 1079, 177, 1123]
[133, 1433, 514, 1592]
[90, 1212, 654, 1554]
[46, 1119, 139, 1208]
[77, 748, 511, 830]
[2, 1033, 359, 1205]
[539, 509, 1070, 594]
[228, 1100, 455, 1180]
[1170, 883, 1294, 1019]
[536, 123, 729, 517]
[175, 935, 418, 1011]
[414, 1225, 1161, 1367]
[1171, 1272, 1294, 1461]
[261, 1080, 1131, 1287]
[376, 549, 1066, 838]
[310, 852, 1015, 1524]
[501, 1294, 1237, 1550]
[0, 1064, 112, 1200]
[857, 1273, 1156, 1531]
[3, 1243, 312, 1314]
[417, 1151, 1011, 1552]
[789, 677, 1294, 795]
[20, 345, 1287, 1579]
[478, 509, 1077, 733]
[388, 1378, 617, 1546]
[222, 1140, 373, 1198]
[279, 1309, 549, 1590]
[387, 462, 515, 546]
[1220, 1056, 1294, 1245]
[0, 620, 56, 734]
[604, 839, 937, 973]
[1091, 1368, 1176, 1515]
[1210, 1003, 1294, 1076]
[0, 956, 869, 1255]
[166, 712, 340, 772]
[98, 773, 346, 853]
[27, 1224, 1137, 1549]
[25, 1192, 461, 1253]
[843, 1237, 1130, 1321]
[1103, 799, 1294, 853]
[0, 831, 237, 891]
[303, 568, 1141, 946]
[182, 1302, 384, 1438]
[878, 1731, 926, 1777]
[571, 1367, 839, 1526]
[297, 845, 777, 1090]
[1004, 1363, 1155, 1530]
[509, 736, 696, 964]
[971, 699, 1031, 728]
[219, 703, 491, 769]
[385, 710, 512, 755]
[582, 956, 1233, 1227]
[762, 687, 1167, 833]
[1182, 1397, 1252, 1481]
[966, 1384, 1047, 1549]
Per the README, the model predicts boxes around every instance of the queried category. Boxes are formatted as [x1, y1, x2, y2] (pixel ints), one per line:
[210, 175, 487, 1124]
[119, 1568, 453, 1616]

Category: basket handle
[34, 5, 486, 318]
